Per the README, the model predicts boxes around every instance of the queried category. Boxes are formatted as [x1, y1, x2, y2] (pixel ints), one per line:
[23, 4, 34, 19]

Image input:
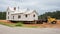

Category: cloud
[0, 0, 60, 15]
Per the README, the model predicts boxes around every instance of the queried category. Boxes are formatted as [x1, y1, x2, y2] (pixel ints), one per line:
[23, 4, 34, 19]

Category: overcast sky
[0, 0, 60, 15]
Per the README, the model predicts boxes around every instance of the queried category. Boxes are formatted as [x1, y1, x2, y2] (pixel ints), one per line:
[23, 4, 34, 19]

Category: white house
[6, 7, 38, 21]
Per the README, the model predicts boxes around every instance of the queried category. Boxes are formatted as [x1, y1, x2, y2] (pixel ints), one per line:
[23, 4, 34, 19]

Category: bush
[15, 22, 23, 27]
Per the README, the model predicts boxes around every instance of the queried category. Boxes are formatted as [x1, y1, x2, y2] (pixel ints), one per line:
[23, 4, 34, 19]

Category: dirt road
[0, 25, 60, 34]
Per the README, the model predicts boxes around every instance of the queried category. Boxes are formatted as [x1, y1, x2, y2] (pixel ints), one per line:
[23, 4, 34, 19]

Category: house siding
[6, 7, 38, 21]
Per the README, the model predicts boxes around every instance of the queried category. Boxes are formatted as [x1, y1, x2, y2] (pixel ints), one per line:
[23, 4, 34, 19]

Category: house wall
[10, 12, 38, 21]
[6, 10, 14, 20]
[6, 9, 38, 21]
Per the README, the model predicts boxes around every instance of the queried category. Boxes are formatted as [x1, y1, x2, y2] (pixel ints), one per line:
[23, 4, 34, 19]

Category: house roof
[8, 7, 38, 15]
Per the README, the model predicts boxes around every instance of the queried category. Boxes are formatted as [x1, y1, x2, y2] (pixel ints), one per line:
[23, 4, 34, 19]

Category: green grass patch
[0, 22, 39, 28]
[0, 22, 16, 27]
[0, 22, 24, 27]
[15, 22, 23, 27]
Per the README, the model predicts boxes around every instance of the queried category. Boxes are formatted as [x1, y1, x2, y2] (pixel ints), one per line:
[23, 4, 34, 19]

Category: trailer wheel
[51, 21, 56, 24]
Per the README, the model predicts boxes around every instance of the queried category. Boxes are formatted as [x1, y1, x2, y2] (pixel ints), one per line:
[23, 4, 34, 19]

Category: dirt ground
[0, 20, 60, 28]
[0, 20, 14, 24]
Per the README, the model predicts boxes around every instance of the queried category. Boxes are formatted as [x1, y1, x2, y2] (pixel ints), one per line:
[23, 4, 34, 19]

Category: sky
[0, 0, 60, 15]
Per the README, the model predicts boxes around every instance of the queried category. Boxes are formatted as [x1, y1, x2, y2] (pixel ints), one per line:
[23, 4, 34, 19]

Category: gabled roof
[7, 7, 38, 15]
[7, 7, 15, 11]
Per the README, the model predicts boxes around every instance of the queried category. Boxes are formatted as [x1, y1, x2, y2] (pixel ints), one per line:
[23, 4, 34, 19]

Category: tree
[0, 12, 6, 20]
[38, 10, 60, 19]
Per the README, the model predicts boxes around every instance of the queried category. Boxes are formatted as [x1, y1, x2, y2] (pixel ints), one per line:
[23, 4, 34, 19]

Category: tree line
[38, 10, 60, 19]
[0, 12, 6, 20]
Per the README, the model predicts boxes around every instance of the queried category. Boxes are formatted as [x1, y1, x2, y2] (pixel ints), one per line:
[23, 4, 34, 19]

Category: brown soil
[0, 20, 13, 24]
[0, 20, 60, 28]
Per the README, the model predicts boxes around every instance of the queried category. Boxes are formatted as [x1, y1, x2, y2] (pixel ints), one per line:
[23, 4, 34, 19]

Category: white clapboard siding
[6, 7, 38, 21]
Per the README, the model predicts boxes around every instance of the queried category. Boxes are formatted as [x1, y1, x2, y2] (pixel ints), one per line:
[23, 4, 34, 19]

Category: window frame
[8, 12, 9, 15]
[13, 16, 14, 19]
[33, 14, 35, 17]
[18, 15, 21, 19]
[25, 14, 28, 18]
[8, 16, 9, 19]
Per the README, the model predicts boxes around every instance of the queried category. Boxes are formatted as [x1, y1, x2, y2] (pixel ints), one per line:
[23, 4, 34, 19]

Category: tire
[51, 21, 56, 24]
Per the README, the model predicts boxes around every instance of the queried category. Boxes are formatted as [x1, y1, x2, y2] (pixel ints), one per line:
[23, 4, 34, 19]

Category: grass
[0, 22, 38, 28]
[0, 22, 23, 27]
[0, 22, 43, 28]
[15, 22, 23, 27]
[0, 22, 15, 27]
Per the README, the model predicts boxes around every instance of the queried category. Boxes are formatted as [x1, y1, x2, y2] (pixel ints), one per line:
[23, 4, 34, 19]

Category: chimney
[14, 7, 16, 10]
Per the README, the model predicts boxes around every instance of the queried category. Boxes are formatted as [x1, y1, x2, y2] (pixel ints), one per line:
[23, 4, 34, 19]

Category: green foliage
[0, 12, 6, 20]
[39, 10, 60, 19]
[15, 22, 23, 27]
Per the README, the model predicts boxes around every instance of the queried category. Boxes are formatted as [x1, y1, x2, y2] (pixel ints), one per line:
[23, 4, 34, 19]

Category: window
[18, 15, 21, 18]
[14, 7, 16, 10]
[8, 16, 9, 19]
[25, 14, 28, 18]
[13, 16, 14, 19]
[8, 12, 9, 15]
[33, 14, 35, 17]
